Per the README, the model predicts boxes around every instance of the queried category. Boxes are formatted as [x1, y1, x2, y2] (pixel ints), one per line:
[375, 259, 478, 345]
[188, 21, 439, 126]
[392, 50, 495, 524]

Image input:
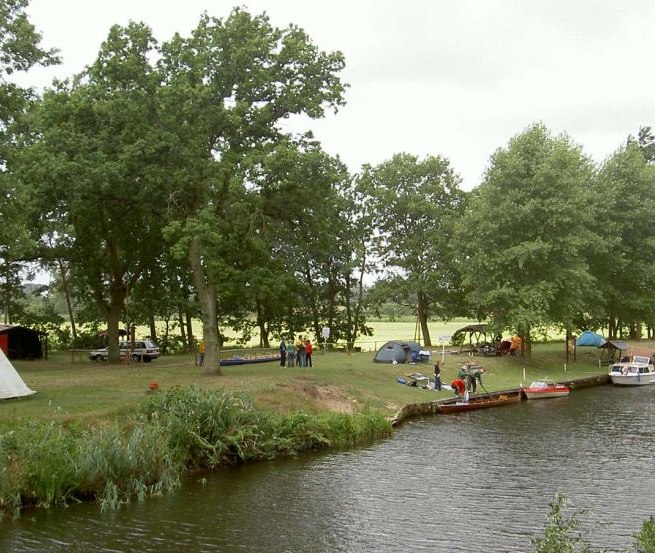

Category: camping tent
[374, 340, 423, 364]
[0, 345, 36, 400]
[576, 331, 605, 347]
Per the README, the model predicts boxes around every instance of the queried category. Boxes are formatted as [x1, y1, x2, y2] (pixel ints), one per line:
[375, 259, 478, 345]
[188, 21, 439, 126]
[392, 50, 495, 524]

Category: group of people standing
[451, 363, 485, 397]
[279, 335, 313, 368]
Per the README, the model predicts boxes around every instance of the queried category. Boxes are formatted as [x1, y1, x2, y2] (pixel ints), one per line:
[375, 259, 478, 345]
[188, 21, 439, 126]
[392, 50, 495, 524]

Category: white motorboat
[609, 355, 655, 386]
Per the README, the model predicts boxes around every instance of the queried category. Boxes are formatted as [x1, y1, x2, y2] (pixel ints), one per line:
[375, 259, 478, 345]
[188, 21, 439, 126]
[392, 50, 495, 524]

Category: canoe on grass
[219, 355, 281, 366]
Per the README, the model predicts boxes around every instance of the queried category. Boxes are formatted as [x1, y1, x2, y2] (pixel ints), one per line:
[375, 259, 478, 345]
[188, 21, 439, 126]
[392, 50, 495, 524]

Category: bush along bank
[0, 386, 392, 518]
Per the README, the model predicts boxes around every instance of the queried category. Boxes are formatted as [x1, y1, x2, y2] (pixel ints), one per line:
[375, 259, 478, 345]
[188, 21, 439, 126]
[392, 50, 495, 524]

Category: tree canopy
[457, 123, 597, 355]
[5, 4, 655, 362]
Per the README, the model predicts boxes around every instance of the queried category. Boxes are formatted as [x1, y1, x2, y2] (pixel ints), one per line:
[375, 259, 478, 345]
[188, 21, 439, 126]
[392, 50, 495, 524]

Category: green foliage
[0, 0, 59, 77]
[0, 416, 182, 516]
[359, 153, 467, 345]
[531, 494, 600, 553]
[458, 123, 598, 345]
[591, 142, 655, 337]
[633, 516, 655, 553]
[0, 382, 390, 517]
[145, 385, 390, 467]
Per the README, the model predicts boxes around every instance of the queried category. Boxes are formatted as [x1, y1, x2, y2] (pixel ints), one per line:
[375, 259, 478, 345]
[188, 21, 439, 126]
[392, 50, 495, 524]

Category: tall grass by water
[0, 386, 390, 517]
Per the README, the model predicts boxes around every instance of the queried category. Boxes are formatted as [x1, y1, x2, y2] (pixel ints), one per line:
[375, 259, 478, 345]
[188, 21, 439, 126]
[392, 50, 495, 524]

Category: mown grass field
[2, 335, 626, 430]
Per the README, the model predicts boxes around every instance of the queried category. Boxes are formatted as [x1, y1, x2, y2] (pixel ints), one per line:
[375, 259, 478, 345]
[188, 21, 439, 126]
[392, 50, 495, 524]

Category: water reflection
[1, 385, 654, 552]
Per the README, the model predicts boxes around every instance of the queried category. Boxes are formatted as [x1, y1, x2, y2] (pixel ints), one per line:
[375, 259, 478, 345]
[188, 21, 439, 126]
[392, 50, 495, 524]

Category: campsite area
[2, 339, 616, 429]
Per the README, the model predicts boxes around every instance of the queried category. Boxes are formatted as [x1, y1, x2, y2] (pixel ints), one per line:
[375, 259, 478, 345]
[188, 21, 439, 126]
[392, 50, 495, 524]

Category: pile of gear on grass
[398, 360, 485, 395]
[373, 340, 484, 395]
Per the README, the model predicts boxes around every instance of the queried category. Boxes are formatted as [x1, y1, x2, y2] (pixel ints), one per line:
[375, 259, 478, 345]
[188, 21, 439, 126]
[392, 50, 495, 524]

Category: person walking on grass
[287, 338, 296, 368]
[296, 335, 306, 367]
[305, 338, 313, 367]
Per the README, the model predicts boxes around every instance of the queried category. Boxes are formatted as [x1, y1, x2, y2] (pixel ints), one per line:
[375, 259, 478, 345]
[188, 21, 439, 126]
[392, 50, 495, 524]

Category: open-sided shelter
[0, 324, 47, 360]
[0, 345, 36, 399]
[453, 324, 488, 352]
[374, 340, 422, 364]
[598, 339, 629, 361]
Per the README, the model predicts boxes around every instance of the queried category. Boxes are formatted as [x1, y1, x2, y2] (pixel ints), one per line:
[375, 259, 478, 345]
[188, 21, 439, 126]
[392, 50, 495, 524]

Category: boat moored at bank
[522, 379, 571, 399]
[609, 355, 655, 386]
[436, 390, 521, 414]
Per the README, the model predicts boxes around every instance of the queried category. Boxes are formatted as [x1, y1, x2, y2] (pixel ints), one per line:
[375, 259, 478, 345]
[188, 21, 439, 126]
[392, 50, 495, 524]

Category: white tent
[0, 346, 36, 399]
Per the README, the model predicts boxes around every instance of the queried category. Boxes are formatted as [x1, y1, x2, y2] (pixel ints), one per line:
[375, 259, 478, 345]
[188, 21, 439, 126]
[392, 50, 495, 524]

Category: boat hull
[610, 374, 655, 386]
[523, 389, 570, 399]
[437, 392, 521, 413]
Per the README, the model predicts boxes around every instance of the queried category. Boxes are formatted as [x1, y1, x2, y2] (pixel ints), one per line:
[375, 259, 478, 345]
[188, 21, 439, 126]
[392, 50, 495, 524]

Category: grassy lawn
[1, 339, 622, 430]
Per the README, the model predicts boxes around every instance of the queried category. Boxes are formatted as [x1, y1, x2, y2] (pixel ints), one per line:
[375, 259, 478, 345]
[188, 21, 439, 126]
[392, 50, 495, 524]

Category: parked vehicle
[89, 340, 160, 362]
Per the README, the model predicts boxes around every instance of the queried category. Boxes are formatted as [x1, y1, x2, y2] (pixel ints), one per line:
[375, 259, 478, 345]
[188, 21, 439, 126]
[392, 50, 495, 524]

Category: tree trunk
[177, 306, 188, 352]
[189, 237, 221, 375]
[343, 273, 354, 350]
[148, 312, 157, 342]
[523, 331, 531, 360]
[255, 299, 270, 348]
[57, 258, 77, 342]
[417, 291, 432, 347]
[105, 302, 124, 363]
[163, 317, 170, 354]
[185, 307, 194, 352]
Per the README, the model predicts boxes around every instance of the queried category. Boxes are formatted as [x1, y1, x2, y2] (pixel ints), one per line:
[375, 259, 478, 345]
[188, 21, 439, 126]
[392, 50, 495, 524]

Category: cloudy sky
[19, 0, 655, 190]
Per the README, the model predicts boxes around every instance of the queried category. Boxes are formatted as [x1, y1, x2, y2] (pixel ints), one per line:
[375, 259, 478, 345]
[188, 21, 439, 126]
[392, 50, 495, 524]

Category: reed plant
[0, 385, 391, 517]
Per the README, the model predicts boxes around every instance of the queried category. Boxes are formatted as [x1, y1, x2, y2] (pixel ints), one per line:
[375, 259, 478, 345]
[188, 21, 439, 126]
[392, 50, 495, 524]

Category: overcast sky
[19, 0, 655, 191]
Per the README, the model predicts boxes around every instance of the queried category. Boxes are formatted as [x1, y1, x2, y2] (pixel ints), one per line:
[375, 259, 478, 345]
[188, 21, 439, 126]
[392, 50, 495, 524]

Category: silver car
[89, 340, 160, 362]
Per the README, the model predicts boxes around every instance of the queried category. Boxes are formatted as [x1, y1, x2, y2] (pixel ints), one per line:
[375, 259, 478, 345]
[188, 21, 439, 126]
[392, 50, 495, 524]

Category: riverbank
[0, 342, 626, 516]
[389, 373, 612, 426]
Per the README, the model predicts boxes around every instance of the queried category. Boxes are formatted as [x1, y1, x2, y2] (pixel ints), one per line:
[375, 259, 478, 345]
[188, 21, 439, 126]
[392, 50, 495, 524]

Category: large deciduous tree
[26, 23, 170, 361]
[0, 0, 57, 323]
[158, 9, 346, 373]
[358, 153, 466, 346]
[592, 142, 655, 338]
[457, 123, 597, 357]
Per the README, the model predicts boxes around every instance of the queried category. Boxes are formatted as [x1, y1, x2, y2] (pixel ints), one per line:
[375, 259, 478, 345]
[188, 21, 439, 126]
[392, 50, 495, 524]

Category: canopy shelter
[0, 325, 47, 360]
[598, 340, 629, 361]
[453, 324, 489, 354]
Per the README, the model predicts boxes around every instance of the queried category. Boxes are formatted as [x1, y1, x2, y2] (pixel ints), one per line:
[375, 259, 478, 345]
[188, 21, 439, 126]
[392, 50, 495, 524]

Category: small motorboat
[609, 355, 655, 386]
[522, 379, 571, 399]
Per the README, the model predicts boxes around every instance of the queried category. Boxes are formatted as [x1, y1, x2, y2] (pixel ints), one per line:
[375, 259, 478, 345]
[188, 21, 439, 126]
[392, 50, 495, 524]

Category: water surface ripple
[1, 385, 653, 552]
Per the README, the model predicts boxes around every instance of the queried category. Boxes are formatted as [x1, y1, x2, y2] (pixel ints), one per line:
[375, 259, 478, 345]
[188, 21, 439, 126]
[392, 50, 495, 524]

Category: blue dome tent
[576, 331, 605, 347]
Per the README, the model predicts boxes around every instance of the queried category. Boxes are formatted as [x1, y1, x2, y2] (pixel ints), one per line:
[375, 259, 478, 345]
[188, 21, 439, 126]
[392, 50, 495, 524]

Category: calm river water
[2, 384, 654, 552]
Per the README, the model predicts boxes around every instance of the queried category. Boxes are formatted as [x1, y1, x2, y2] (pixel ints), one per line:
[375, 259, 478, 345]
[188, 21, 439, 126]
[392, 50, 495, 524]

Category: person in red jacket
[305, 338, 313, 367]
[451, 378, 466, 397]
